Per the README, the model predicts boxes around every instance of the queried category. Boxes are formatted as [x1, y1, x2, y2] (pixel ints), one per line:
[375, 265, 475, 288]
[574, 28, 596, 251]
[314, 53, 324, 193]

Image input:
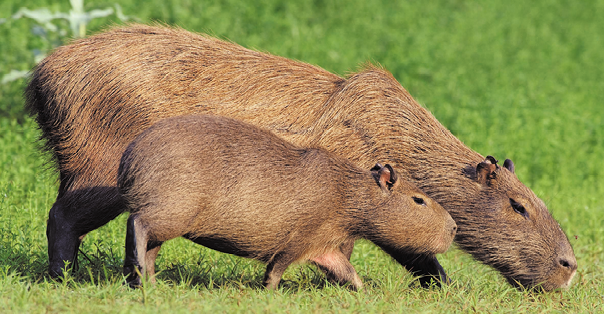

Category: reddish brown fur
[118, 114, 456, 289]
[26, 24, 576, 290]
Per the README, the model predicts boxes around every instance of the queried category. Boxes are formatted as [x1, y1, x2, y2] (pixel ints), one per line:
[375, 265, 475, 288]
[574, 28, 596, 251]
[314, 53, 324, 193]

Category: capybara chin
[118, 115, 456, 289]
[26, 24, 576, 290]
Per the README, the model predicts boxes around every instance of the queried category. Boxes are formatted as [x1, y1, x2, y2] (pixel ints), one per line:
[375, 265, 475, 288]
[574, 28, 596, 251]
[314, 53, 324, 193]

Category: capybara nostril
[558, 257, 577, 271]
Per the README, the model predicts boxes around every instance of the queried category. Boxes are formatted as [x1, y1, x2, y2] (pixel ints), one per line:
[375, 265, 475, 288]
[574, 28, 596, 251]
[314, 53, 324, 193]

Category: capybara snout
[119, 115, 455, 289]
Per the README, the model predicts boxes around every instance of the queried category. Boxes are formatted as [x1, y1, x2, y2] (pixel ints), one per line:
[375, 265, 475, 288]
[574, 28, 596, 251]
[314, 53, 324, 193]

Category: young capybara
[118, 114, 456, 289]
[26, 24, 576, 291]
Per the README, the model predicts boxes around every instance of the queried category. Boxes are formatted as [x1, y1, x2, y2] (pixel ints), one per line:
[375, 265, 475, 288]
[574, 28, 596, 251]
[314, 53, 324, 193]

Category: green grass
[1, 0, 603, 312]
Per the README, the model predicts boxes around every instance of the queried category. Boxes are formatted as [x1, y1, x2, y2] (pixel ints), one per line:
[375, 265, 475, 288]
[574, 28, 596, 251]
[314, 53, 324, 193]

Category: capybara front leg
[339, 239, 355, 261]
[263, 252, 296, 290]
[312, 251, 363, 290]
[381, 246, 448, 287]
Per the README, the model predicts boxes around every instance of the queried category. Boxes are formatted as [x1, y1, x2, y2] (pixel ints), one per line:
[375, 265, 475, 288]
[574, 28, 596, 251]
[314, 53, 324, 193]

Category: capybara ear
[383, 164, 398, 188]
[476, 156, 499, 186]
[485, 155, 498, 165]
[372, 163, 397, 190]
[371, 163, 384, 188]
[503, 159, 515, 174]
[370, 163, 384, 172]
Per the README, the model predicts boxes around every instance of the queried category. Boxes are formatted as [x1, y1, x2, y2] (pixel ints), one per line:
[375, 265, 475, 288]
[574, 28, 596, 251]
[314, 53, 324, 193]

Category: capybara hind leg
[145, 242, 163, 283]
[124, 215, 149, 288]
[312, 251, 363, 290]
[263, 252, 296, 290]
[46, 200, 83, 278]
[339, 239, 355, 261]
[47, 185, 126, 278]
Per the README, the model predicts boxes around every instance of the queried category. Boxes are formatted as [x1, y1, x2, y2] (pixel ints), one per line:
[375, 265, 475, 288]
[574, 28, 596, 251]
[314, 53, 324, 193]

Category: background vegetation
[1, 0, 602, 312]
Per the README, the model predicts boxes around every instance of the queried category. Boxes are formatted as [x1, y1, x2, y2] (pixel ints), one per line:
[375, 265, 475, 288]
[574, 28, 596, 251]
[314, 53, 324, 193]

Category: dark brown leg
[47, 182, 125, 278]
[124, 214, 149, 288]
[378, 244, 448, 287]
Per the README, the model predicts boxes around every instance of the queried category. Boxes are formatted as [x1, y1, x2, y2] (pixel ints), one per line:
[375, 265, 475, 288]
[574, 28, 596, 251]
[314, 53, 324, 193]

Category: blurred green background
[1, 0, 602, 312]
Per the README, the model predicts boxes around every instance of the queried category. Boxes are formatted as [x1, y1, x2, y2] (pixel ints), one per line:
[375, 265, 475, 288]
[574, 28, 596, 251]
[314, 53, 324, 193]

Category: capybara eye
[510, 198, 528, 218]
[412, 197, 426, 205]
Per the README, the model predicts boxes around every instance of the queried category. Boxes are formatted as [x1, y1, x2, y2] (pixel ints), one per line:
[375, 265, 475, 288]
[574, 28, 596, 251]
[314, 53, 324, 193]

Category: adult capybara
[118, 114, 456, 289]
[26, 24, 576, 291]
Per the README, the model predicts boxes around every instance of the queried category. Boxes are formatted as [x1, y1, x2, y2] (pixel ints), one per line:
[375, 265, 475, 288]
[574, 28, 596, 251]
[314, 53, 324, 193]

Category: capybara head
[366, 163, 456, 256]
[454, 156, 577, 290]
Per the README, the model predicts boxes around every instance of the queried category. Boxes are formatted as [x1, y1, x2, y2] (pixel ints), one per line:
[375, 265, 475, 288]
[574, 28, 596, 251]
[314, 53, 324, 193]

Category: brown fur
[26, 24, 576, 290]
[118, 114, 456, 289]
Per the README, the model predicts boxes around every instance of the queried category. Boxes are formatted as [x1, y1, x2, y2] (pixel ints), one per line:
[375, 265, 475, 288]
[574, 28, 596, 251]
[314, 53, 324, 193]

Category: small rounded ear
[383, 164, 397, 187]
[372, 163, 397, 190]
[485, 155, 499, 165]
[476, 156, 498, 185]
[371, 163, 384, 187]
[503, 159, 515, 174]
[370, 163, 383, 172]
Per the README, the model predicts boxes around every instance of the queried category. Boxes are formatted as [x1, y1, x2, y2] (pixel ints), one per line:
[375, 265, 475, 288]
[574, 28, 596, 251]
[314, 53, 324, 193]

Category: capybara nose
[556, 254, 577, 288]
[447, 218, 457, 238]
[558, 257, 577, 271]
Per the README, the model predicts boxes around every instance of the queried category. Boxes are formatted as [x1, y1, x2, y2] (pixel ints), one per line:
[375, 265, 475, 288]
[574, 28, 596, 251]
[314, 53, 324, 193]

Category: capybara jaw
[560, 269, 577, 289]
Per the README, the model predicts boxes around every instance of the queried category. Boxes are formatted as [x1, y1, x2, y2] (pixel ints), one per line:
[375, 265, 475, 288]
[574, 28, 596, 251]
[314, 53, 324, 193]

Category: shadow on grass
[150, 253, 425, 293]
[2, 224, 421, 293]
[152, 256, 346, 292]
[0, 229, 49, 282]
[2, 238, 427, 294]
